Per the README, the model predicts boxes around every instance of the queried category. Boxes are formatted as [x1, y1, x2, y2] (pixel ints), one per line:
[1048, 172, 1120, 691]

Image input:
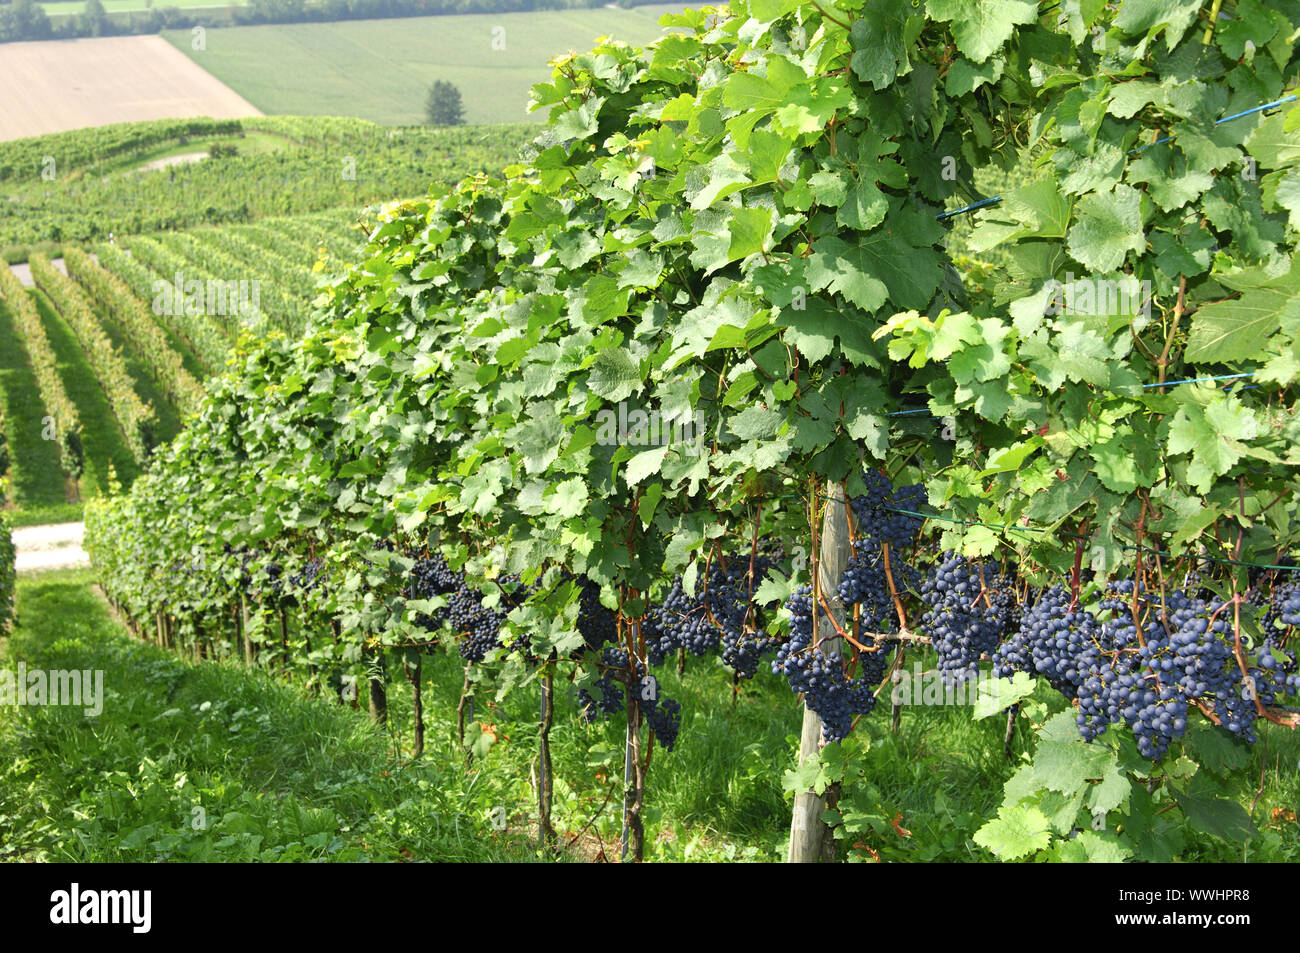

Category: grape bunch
[699, 557, 780, 678]
[261, 560, 285, 599]
[920, 552, 1015, 686]
[289, 558, 325, 594]
[850, 470, 926, 550]
[446, 584, 508, 662]
[405, 550, 462, 600]
[837, 540, 905, 633]
[577, 579, 619, 654]
[577, 650, 684, 751]
[640, 675, 683, 751]
[1276, 581, 1300, 628]
[992, 586, 1101, 698]
[1067, 584, 1299, 756]
[773, 585, 886, 743]
[577, 644, 628, 721]
[643, 576, 721, 666]
[405, 550, 465, 633]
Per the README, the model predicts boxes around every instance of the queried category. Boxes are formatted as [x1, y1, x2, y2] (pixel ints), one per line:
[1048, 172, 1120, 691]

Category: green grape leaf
[1184, 269, 1300, 363]
[973, 803, 1053, 860]
[926, 0, 1038, 63]
[1066, 184, 1146, 272]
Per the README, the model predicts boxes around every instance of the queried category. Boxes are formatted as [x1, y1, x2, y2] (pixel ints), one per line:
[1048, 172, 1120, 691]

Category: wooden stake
[538, 669, 556, 852]
[788, 479, 851, 863]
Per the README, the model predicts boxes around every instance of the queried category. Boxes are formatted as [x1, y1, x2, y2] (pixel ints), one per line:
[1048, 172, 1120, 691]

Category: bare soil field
[0, 35, 262, 142]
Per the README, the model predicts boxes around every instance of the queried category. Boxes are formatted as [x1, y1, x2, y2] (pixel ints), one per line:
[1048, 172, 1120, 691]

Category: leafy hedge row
[93, 243, 230, 379]
[0, 120, 528, 253]
[64, 247, 204, 416]
[0, 390, 11, 630]
[85, 0, 1300, 862]
[0, 477, 12, 632]
[156, 233, 281, 332]
[0, 264, 82, 475]
[194, 228, 322, 321]
[29, 255, 154, 464]
[0, 117, 245, 183]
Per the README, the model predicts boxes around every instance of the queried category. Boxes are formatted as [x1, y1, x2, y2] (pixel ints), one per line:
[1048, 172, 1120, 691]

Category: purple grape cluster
[702, 557, 782, 679]
[919, 551, 1015, 686]
[643, 576, 721, 666]
[773, 585, 888, 743]
[289, 558, 325, 593]
[850, 470, 926, 550]
[577, 649, 683, 750]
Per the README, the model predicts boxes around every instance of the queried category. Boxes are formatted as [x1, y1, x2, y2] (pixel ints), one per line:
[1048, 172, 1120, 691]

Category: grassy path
[2, 571, 1294, 862]
[93, 310, 184, 446]
[0, 570, 532, 862]
[29, 289, 139, 496]
[0, 301, 80, 526]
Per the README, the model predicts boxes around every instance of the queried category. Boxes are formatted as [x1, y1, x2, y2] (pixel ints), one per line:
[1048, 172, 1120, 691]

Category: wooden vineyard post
[369, 651, 388, 726]
[787, 479, 851, 863]
[241, 596, 252, 666]
[538, 668, 556, 852]
[403, 653, 425, 758]
[279, 608, 290, 672]
[456, 665, 474, 766]
[620, 617, 645, 862]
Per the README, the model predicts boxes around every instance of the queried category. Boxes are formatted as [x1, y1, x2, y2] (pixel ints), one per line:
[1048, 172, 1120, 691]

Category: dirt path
[13, 521, 89, 573]
[134, 151, 211, 173]
[9, 254, 98, 287]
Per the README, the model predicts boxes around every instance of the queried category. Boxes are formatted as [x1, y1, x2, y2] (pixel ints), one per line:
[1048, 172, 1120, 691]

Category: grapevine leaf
[925, 0, 1037, 63]
[624, 446, 669, 487]
[973, 804, 1053, 860]
[1184, 269, 1300, 363]
[1066, 184, 1145, 272]
[1031, 738, 1116, 797]
[587, 347, 643, 403]
[1114, 0, 1201, 49]
[1054, 829, 1130, 863]
[972, 672, 1037, 719]
[1170, 786, 1256, 843]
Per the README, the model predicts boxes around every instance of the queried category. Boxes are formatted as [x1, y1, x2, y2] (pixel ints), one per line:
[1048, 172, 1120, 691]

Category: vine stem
[1203, 0, 1224, 44]
[880, 542, 909, 633]
[1068, 520, 1089, 611]
[1132, 498, 1147, 647]
[1156, 275, 1186, 392]
[809, 0, 851, 31]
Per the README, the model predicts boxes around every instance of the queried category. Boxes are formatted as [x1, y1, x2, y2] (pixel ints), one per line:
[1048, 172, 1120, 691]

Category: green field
[163, 5, 684, 126]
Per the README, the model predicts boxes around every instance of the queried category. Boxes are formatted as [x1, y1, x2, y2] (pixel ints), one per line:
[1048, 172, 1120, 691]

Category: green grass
[0, 300, 72, 513]
[3, 575, 1295, 862]
[0, 570, 538, 861]
[163, 5, 685, 126]
[8, 502, 84, 528]
[29, 289, 139, 498]
[91, 302, 184, 447]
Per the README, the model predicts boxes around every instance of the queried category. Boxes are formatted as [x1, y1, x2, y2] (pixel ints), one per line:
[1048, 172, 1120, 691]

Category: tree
[425, 80, 465, 127]
[12, 0, 51, 39]
[81, 0, 108, 36]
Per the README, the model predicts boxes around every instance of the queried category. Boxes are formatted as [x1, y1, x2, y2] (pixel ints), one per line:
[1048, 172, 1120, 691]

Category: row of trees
[0, 0, 660, 44]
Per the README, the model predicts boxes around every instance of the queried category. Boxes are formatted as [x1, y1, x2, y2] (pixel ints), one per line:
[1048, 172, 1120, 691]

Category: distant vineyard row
[0, 117, 529, 258]
[0, 208, 359, 518]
